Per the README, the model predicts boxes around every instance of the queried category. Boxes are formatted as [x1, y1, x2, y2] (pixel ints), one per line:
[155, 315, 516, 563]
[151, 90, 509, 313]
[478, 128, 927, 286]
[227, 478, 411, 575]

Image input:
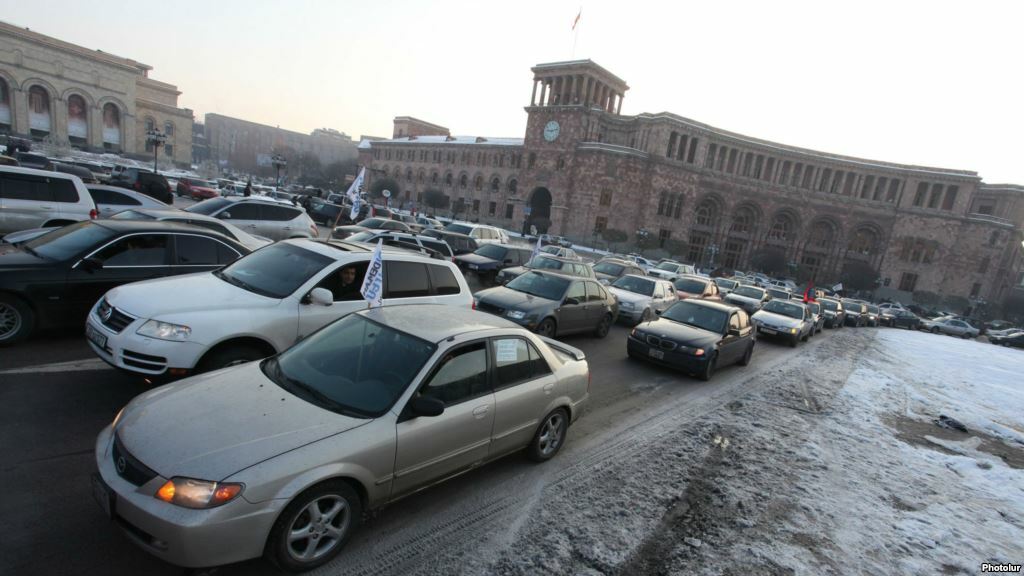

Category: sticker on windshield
[495, 339, 518, 362]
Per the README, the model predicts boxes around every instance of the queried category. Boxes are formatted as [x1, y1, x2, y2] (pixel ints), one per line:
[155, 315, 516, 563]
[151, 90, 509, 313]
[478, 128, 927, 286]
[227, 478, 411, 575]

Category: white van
[442, 221, 509, 245]
[0, 166, 97, 234]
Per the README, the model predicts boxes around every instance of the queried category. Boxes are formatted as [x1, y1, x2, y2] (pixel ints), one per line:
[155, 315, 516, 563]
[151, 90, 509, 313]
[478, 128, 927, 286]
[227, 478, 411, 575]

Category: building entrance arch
[527, 187, 552, 233]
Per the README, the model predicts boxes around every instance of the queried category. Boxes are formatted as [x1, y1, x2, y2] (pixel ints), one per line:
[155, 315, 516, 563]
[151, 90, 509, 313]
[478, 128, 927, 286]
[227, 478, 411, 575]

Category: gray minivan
[0, 166, 97, 234]
[184, 196, 317, 240]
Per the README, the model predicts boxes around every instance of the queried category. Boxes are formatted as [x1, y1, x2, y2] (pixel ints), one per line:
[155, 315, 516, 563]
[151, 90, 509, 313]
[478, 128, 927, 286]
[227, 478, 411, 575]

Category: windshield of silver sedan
[265, 314, 436, 417]
[761, 300, 804, 320]
[611, 275, 654, 296]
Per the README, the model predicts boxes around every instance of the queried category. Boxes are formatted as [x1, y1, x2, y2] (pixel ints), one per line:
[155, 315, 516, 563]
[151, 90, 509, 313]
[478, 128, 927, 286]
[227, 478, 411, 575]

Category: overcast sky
[3, 1, 1022, 183]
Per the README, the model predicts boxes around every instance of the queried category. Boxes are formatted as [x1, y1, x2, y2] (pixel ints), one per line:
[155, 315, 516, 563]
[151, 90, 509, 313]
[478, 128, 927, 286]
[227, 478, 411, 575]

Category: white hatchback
[85, 239, 472, 378]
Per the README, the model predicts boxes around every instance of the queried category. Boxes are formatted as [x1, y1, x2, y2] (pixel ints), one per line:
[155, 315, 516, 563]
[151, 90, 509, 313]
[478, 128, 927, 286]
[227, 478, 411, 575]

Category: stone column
[53, 96, 68, 143]
[616, 93, 623, 114]
[531, 80, 538, 106]
[569, 75, 576, 104]
[12, 86, 28, 136]
[539, 80, 548, 106]
[122, 112, 136, 155]
[88, 105, 103, 150]
[586, 78, 594, 106]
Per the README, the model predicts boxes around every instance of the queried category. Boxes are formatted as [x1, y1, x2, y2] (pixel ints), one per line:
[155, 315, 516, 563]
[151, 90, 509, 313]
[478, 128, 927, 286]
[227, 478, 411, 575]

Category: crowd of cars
[3, 160, 1022, 573]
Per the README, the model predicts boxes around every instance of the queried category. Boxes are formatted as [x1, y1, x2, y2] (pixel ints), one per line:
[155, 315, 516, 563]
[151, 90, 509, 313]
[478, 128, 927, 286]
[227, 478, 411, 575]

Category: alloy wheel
[537, 412, 565, 457]
[286, 495, 351, 563]
[0, 303, 22, 341]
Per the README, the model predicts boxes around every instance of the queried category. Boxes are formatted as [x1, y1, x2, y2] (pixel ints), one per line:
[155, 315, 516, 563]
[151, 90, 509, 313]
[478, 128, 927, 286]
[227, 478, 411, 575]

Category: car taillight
[587, 370, 591, 393]
[133, 181, 141, 191]
[89, 208, 98, 219]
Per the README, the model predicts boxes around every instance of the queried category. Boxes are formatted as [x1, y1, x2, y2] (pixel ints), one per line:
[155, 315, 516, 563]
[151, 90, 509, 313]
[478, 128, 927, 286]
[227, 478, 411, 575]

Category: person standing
[243, 179, 252, 197]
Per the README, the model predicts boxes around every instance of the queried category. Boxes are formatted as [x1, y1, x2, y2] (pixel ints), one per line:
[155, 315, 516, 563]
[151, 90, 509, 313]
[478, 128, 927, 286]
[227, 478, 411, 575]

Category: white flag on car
[349, 196, 362, 222]
[346, 167, 365, 201]
[360, 239, 384, 308]
[530, 234, 542, 261]
[832, 283, 844, 292]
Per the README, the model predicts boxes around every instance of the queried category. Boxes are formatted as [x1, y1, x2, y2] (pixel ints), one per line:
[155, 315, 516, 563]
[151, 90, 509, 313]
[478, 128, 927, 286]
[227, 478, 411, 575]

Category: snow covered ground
[445, 328, 1024, 575]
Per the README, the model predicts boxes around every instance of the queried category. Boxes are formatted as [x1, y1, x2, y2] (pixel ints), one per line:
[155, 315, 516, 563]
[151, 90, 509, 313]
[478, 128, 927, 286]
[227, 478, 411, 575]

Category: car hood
[499, 265, 529, 277]
[476, 286, 556, 311]
[607, 287, 651, 305]
[751, 310, 802, 328]
[116, 362, 369, 480]
[456, 253, 500, 267]
[638, 318, 721, 349]
[104, 271, 279, 319]
[193, 186, 217, 194]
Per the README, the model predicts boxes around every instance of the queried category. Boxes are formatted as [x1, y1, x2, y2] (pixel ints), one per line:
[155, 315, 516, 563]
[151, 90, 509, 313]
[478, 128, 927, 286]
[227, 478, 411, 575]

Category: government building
[204, 113, 358, 175]
[0, 21, 193, 165]
[358, 60, 1024, 307]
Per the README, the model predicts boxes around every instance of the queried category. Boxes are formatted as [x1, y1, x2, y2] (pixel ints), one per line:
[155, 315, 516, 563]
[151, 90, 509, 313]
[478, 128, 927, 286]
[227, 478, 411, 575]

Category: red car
[176, 177, 219, 200]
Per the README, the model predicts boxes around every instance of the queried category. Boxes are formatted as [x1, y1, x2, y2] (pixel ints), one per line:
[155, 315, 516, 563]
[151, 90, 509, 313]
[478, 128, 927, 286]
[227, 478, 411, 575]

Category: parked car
[723, 284, 770, 315]
[841, 299, 867, 327]
[416, 215, 443, 229]
[454, 244, 533, 285]
[185, 197, 318, 240]
[93, 304, 589, 571]
[806, 301, 826, 335]
[539, 234, 572, 248]
[0, 165, 98, 234]
[540, 245, 580, 260]
[308, 198, 352, 226]
[878, 302, 905, 312]
[751, 299, 815, 347]
[627, 299, 755, 380]
[606, 274, 678, 325]
[176, 177, 220, 200]
[769, 279, 799, 292]
[346, 231, 455, 260]
[988, 330, 1024, 348]
[86, 240, 472, 377]
[84, 184, 171, 217]
[920, 317, 980, 338]
[49, 161, 99, 184]
[818, 297, 846, 328]
[648, 261, 696, 280]
[421, 228, 479, 256]
[391, 213, 422, 232]
[474, 270, 617, 338]
[593, 258, 647, 285]
[672, 275, 723, 300]
[495, 254, 595, 286]
[713, 277, 740, 296]
[0, 220, 249, 344]
[13, 151, 50, 169]
[444, 222, 508, 245]
[332, 217, 411, 239]
[108, 168, 173, 204]
[884, 308, 921, 330]
[765, 287, 792, 301]
[983, 319, 1017, 334]
[624, 253, 656, 273]
[864, 304, 880, 327]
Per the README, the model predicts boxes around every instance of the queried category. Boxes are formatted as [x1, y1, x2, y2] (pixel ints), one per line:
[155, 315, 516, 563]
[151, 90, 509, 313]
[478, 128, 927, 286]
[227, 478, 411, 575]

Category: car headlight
[789, 327, 798, 334]
[507, 310, 526, 320]
[155, 477, 243, 509]
[620, 302, 635, 310]
[136, 320, 191, 341]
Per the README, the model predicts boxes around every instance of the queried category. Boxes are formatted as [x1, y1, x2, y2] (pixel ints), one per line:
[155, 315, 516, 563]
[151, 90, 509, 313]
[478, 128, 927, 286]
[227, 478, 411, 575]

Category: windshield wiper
[266, 358, 365, 418]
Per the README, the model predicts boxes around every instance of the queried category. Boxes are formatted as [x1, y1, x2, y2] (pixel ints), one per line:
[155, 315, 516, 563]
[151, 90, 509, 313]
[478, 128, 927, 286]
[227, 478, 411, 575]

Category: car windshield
[21, 221, 118, 261]
[185, 197, 233, 215]
[507, 272, 570, 301]
[662, 301, 728, 334]
[109, 209, 157, 220]
[475, 244, 508, 259]
[594, 262, 625, 276]
[767, 289, 790, 300]
[809, 302, 821, 314]
[762, 300, 804, 319]
[347, 231, 376, 242]
[656, 262, 679, 271]
[674, 278, 707, 294]
[357, 218, 388, 228]
[867, 305, 879, 314]
[265, 314, 436, 418]
[445, 223, 473, 234]
[842, 300, 863, 312]
[715, 278, 738, 289]
[733, 286, 764, 299]
[528, 256, 565, 270]
[820, 299, 839, 311]
[612, 275, 655, 296]
[214, 242, 332, 298]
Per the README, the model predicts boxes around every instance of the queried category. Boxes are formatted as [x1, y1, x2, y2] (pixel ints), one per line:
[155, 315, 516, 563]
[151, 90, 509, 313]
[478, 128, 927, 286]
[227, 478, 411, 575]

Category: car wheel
[594, 314, 612, 338]
[737, 342, 754, 366]
[0, 294, 34, 345]
[527, 408, 569, 462]
[536, 318, 557, 338]
[931, 327, 940, 334]
[789, 335, 799, 348]
[265, 481, 362, 572]
[197, 343, 268, 373]
[697, 353, 717, 381]
[801, 330, 810, 342]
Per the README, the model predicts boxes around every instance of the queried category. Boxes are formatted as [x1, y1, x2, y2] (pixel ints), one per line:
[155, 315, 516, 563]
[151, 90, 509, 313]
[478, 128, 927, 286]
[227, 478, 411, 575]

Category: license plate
[86, 324, 107, 349]
[648, 348, 664, 359]
[760, 327, 776, 335]
[91, 473, 115, 519]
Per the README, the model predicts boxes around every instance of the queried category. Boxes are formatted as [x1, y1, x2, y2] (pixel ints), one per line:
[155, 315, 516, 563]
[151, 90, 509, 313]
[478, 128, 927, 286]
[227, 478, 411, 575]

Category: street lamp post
[146, 128, 167, 172]
[271, 154, 287, 188]
[707, 243, 720, 268]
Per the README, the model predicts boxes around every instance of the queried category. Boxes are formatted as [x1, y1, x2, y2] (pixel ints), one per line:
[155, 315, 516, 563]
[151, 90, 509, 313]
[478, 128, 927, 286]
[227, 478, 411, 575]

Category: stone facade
[0, 21, 193, 166]
[360, 59, 1024, 305]
[205, 113, 358, 175]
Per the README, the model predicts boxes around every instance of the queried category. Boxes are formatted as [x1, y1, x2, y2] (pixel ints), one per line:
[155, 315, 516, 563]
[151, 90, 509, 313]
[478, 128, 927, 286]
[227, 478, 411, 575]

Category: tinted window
[50, 179, 80, 202]
[475, 244, 508, 259]
[185, 197, 233, 215]
[594, 262, 625, 276]
[733, 286, 765, 299]
[90, 188, 139, 206]
[0, 173, 50, 201]
[420, 342, 489, 405]
[167, 218, 233, 239]
[94, 234, 168, 266]
[175, 235, 226, 265]
[221, 203, 262, 220]
[493, 338, 533, 389]
[762, 300, 804, 319]
[612, 275, 655, 296]
[428, 264, 461, 295]
[565, 281, 586, 303]
[422, 240, 453, 258]
[263, 205, 300, 221]
[217, 242, 332, 298]
[385, 261, 431, 298]
[445, 223, 473, 235]
[23, 221, 117, 261]
[662, 301, 728, 333]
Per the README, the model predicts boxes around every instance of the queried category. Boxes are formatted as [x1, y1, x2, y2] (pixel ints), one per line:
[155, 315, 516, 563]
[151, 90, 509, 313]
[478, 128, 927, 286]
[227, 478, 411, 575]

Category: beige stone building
[205, 113, 358, 175]
[0, 20, 192, 165]
[359, 60, 1024, 308]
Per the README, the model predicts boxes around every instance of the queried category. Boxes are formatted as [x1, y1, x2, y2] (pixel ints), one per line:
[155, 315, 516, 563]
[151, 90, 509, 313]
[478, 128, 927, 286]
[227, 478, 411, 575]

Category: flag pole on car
[360, 239, 384, 309]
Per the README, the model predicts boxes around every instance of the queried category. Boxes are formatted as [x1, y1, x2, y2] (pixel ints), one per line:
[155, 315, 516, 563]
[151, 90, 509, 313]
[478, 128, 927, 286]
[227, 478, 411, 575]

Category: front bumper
[616, 306, 646, 324]
[93, 425, 283, 568]
[86, 305, 207, 376]
[754, 324, 798, 342]
[626, 333, 709, 373]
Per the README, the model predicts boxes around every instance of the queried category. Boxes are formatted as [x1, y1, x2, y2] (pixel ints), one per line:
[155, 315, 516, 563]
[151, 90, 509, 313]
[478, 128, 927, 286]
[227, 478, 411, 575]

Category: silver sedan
[92, 304, 589, 571]
[922, 317, 980, 338]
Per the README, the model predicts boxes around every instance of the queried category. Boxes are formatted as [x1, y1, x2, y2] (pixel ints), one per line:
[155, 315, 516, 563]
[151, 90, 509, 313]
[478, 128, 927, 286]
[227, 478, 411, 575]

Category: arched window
[694, 199, 719, 227]
[431, 172, 439, 185]
[164, 121, 175, 137]
[474, 174, 483, 191]
[848, 228, 879, 255]
[768, 214, 794, 242]
[444, 172, 453, 187]
[405, 168, 413, 182]
[145, 117, 155, 132]
[67, 94, 88, 143]
[28, 86, 51, 135]
[459, 173, 468, 189]
[490, 177, 500, 193]
[0, 78, 11, 129]
[507, 178, 518, 194]
[807, 221, 837, 251]
[730, 206, 756, 234]
[417, 170, 425, 183]
[673, 194, 684, 219]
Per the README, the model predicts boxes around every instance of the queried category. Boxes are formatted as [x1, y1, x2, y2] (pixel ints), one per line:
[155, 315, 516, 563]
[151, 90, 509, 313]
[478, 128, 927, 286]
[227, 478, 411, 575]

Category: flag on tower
[572, 8, 582, 30]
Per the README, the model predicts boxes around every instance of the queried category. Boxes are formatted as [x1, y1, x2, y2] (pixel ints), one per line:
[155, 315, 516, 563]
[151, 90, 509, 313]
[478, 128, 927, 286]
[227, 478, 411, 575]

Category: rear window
[445, 223, 473, 235]
[385, 261, 431, 298]
[0, 173, 78, 203]
[428, 264, 461, 295]
[185, 197, 233, 215]
[674, 278, 708, 294]
[422, 239, 453, 258]
[89, 188, 139, 206]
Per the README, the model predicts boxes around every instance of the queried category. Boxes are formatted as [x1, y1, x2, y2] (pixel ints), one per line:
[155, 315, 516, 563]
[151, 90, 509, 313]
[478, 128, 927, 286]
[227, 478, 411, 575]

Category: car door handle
[472, 405, 490, 418]
[543, 382, 554, 394]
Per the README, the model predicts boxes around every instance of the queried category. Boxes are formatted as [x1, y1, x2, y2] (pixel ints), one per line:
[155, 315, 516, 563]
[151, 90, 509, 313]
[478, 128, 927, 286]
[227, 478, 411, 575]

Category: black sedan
[627, 299, 755, 380]
[0, 220, 249, 344]
[988, 331, 1024, 348]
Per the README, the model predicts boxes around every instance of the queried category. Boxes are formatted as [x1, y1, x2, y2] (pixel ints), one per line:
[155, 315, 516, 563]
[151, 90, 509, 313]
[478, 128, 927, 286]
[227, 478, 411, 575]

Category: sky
[2, 0, 1022, 183]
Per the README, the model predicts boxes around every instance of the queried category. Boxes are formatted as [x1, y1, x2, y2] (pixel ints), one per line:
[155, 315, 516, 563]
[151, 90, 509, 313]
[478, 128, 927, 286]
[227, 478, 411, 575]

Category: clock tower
[520, 60, 630, 235]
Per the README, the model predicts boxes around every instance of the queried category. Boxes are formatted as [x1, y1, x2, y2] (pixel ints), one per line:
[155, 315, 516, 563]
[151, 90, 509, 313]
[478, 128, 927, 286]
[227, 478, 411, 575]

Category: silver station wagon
[93, 304, 590, 572]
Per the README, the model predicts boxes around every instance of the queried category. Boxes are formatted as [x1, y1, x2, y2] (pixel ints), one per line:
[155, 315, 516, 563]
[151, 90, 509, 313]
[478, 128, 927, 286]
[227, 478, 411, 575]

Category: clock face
[543, 120, 560, 142]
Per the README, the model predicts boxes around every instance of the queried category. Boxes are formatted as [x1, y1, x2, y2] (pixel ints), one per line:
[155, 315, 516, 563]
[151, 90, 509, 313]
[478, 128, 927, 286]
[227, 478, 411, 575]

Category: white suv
[648, 261, 696, 280]
[0, 166, 97, 234]
[443, 222, 509, 245]
[184, 197, 318, 240]
[85, 239, 472, 377]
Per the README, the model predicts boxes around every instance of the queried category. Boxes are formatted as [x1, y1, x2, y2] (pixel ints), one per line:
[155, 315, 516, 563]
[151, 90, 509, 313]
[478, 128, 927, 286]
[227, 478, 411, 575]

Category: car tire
[594, 314, 612, 338]
[789, 335, 799, 348]
[737, 342, 753, 366]
[197, 343, 268, 373]
[265, 480, 362, 572]
[801, 330, 810, 342]
[527, 408, 569, 462]
[536, 318, 557, 338]
[931, 327, 940, 334]
[0, 294, 34, 345]
[697, 353, 717, 381]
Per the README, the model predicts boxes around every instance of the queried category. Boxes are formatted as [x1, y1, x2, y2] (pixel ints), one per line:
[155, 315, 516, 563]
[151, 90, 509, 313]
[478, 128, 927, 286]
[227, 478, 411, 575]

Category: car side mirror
[655, 309, 663, 316]
[410, 395, 445, 417]
[219, 211, 232, 219]
[728, 328, 741, 337]
[81, 257, 103, 271]
[306, 287, 333, 306]
[564, 297, 580, 306]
